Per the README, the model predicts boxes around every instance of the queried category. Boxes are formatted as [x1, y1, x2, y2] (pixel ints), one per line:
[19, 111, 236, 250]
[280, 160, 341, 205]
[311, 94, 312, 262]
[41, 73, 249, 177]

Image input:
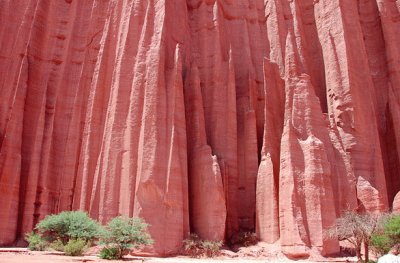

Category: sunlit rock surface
[0, 0, 399, 257]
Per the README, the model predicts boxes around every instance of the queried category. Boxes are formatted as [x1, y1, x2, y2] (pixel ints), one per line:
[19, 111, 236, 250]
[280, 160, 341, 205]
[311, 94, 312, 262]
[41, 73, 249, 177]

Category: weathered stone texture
[0, 0, 399, 257]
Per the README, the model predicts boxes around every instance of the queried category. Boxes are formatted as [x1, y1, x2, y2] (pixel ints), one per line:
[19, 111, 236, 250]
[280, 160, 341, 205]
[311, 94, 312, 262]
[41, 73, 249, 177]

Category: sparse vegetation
[63, 238, 87, 256]
[182, 233, 223, 258]
[25, 211, 152, 259]
[99, 247, 120, 260]
[25, 232, 48, 251]
[232, 231, 258, 247]
[201, 240, 223, 257]
[326, 210, 382, 262]
[26, 211, 152, 259]
[383, 215, 400, 243]
[182, 233, 203, 257]
[370, 214, 400, 257]
[371, 234, 392, 256]
[99, 216, 153, 260]
[49, 239, 65, 252]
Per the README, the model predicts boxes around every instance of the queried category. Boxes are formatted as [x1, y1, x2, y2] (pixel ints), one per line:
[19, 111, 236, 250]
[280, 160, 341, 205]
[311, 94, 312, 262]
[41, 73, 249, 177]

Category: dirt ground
[0, 248, 357, 263]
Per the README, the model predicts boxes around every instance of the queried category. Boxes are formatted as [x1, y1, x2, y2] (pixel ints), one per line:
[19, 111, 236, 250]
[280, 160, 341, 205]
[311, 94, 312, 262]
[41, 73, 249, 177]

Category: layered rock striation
[0, 0, 399, 257]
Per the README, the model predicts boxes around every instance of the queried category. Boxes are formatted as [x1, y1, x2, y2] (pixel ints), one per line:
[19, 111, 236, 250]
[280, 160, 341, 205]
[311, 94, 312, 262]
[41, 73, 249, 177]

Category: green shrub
[99, 247, 120, 260]
[26, 232, 48, 251]
[36, 211, 102, 243]
[384, 215, 400, 243]
[64, 239, 87, 256]
[370, 215, 400, 256]
[50, 239, 65, 252]
[371, 234, 392, 256]
[99, 216, 153, 259]
[182, 233, 223, 258]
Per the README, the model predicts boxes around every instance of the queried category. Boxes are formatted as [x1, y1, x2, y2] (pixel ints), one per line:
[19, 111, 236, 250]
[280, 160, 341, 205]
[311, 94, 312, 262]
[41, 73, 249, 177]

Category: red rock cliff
[0, 0, 399, 257]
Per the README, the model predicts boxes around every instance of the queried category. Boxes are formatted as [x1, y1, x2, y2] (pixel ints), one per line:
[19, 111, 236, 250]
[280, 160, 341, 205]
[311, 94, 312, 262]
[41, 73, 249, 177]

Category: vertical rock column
[184, 63, 227, 241]
[256, 59, 284, 243]
[72, 0, 117, 215]
[219, 0, 266, 232]
[0, 0, 38, 245]
[314, 0, 389, 212]
[187, 0, 240, 237]
[278, 35, 339, 258]
[375, 0, 400, 203]
[0, 0, 99, 242]
[132, 45, 189, 255]
[132, 1, 190, 255]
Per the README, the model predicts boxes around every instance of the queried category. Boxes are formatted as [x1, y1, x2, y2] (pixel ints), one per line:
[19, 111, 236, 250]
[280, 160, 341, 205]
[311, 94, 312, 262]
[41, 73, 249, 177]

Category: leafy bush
[99, 247, 120, 260]
[99, 216, 153, 259]
[26, 232, 48, 251]
[64, 239, 87, 256]
[36, 211, 102, 243]
[50, 239, 65, 252]
[182, 233, 223, 258]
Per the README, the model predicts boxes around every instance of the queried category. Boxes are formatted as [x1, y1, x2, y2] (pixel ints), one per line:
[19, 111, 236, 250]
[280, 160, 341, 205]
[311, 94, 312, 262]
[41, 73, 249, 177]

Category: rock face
[0, 0, 399, 257]
[394, 192, 400, 214]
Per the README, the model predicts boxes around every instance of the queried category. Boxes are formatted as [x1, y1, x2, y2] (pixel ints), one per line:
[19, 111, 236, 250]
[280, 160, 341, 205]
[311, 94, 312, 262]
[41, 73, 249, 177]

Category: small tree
[99, 216, 153, 260]
[36, 211, 102, 244]
[326, 210, 380, 262]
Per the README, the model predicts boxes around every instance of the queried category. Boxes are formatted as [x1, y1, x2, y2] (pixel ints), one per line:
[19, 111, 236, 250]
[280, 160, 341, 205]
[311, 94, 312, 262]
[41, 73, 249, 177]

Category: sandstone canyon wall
[0, 0, 400, 258]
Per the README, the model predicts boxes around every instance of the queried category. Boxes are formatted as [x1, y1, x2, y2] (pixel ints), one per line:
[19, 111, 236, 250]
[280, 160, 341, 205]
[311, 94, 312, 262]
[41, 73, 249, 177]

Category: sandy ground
[0, 248, 357, 263]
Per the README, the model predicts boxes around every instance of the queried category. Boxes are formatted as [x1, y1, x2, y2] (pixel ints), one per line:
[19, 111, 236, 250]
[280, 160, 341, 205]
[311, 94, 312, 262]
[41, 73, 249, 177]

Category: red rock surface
[0, 0, 399, 258]
[394, 192, 400, 214]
